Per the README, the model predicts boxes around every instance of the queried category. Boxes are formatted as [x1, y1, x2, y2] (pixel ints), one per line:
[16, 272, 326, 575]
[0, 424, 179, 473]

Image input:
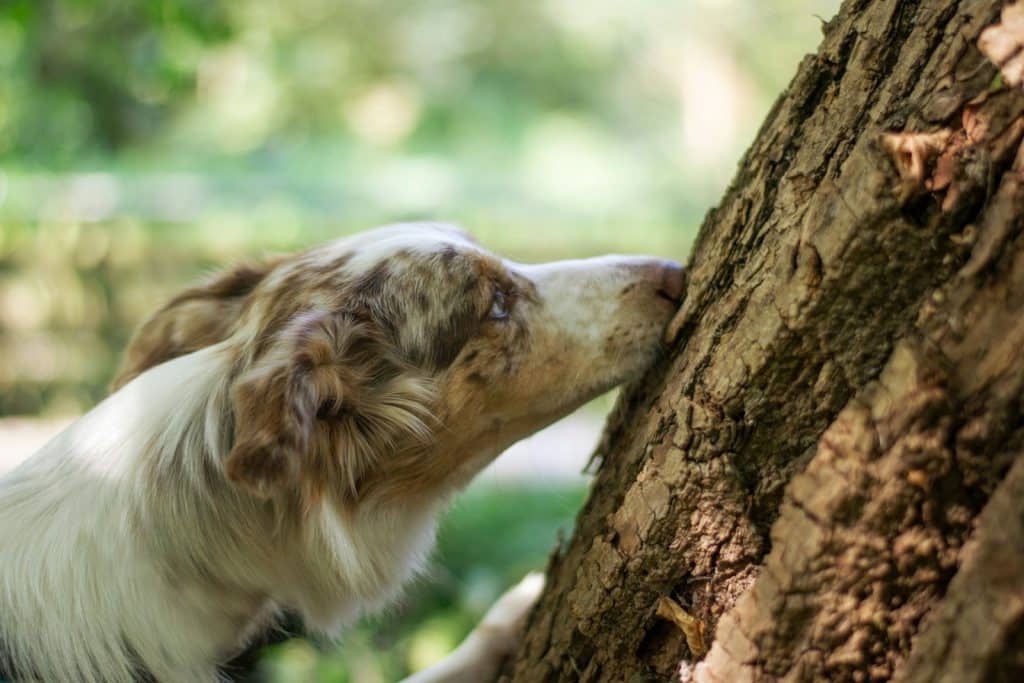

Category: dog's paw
[477, 572, 545, 655]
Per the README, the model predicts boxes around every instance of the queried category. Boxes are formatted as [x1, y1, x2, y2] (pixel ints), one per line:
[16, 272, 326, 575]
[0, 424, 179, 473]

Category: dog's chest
[355, 505, 439, 587]
[301, 500, 442, 628]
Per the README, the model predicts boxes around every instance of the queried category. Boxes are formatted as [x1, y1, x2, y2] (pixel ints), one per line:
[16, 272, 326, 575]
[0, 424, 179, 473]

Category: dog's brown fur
[115, 229, 545, 502]
[1, 223, 684, 683]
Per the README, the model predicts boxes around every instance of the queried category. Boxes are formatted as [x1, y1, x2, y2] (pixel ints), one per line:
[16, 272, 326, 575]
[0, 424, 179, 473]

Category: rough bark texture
[502, 1, 1024, 681]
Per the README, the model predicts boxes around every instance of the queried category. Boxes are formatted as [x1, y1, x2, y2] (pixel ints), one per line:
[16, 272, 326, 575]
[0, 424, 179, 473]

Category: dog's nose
[642, 259, 686, 303]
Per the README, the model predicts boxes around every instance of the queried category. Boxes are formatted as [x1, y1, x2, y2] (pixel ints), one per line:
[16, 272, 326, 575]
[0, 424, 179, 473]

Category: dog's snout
[640, 259, 686, 303]
[657, 260, 686, 302]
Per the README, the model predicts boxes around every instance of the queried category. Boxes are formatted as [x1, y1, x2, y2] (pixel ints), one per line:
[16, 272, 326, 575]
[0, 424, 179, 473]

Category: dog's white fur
[1, 347, 449, 682]
[0, 224, 682, 682]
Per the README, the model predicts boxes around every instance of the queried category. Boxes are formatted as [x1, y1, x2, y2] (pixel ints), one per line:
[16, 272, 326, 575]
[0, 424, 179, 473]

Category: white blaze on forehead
[319, 222, 481, 276]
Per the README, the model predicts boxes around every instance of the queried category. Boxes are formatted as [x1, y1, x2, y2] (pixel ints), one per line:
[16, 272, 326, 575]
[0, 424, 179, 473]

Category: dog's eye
[489, 290, 510, 320]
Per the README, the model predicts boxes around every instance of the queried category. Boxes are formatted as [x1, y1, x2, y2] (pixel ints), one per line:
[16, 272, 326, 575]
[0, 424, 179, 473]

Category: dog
[0, 223, 684, 682]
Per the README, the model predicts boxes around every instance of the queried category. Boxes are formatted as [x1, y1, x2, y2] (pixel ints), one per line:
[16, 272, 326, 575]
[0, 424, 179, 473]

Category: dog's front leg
[402, 572, 545, 683]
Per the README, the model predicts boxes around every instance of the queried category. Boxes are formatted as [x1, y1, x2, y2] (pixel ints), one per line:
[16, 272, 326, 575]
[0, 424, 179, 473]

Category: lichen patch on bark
[883, 130, 952, 201]
[979, 1, 1024, 87]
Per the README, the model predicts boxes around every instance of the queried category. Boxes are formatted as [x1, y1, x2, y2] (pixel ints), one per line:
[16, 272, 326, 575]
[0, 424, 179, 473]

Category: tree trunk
[501, 1, 1024, 681]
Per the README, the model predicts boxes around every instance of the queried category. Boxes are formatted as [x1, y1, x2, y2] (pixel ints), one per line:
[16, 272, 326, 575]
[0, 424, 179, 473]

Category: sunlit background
[0, 0, 839, 679]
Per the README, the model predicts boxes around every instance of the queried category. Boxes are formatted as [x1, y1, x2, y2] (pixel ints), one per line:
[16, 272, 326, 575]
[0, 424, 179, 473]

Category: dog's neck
[0, 346, 447, 681]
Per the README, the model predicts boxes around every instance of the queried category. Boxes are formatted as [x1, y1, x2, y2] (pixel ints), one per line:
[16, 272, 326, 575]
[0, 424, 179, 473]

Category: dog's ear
[225, 311, 435, 499]
[112, 259, 280, 390]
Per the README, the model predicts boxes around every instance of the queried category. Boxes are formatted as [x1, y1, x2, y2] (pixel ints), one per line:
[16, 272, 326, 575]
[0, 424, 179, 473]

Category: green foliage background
[0, 0, 838, 678]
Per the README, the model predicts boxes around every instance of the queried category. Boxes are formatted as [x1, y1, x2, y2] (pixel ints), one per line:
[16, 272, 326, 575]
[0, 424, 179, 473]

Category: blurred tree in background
[0, 0, 840, 417]
[2, 0, 234, 160]
[0, 1, 839, 679]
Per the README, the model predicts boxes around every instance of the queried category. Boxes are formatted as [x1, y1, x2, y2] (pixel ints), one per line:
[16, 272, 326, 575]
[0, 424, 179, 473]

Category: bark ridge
[502, 1, 1024, 681]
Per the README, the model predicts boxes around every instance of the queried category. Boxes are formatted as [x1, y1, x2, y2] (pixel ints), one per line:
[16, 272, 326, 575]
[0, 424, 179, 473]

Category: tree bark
[501, 1, 1024, 681]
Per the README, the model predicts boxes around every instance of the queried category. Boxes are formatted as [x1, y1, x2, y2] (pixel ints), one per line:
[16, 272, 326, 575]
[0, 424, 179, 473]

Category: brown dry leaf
[656, 596, 708, 657]
[930, 146, 958, 192]
[979, 1, 1024, 87]
[882, 131, 952, 202]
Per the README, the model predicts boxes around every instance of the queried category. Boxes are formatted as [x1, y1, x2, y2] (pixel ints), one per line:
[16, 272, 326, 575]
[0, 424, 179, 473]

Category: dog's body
[0, 224, 683, 682]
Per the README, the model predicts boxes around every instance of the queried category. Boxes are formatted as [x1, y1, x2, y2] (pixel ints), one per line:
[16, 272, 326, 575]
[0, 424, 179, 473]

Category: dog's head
[117, 224, 684, 502]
